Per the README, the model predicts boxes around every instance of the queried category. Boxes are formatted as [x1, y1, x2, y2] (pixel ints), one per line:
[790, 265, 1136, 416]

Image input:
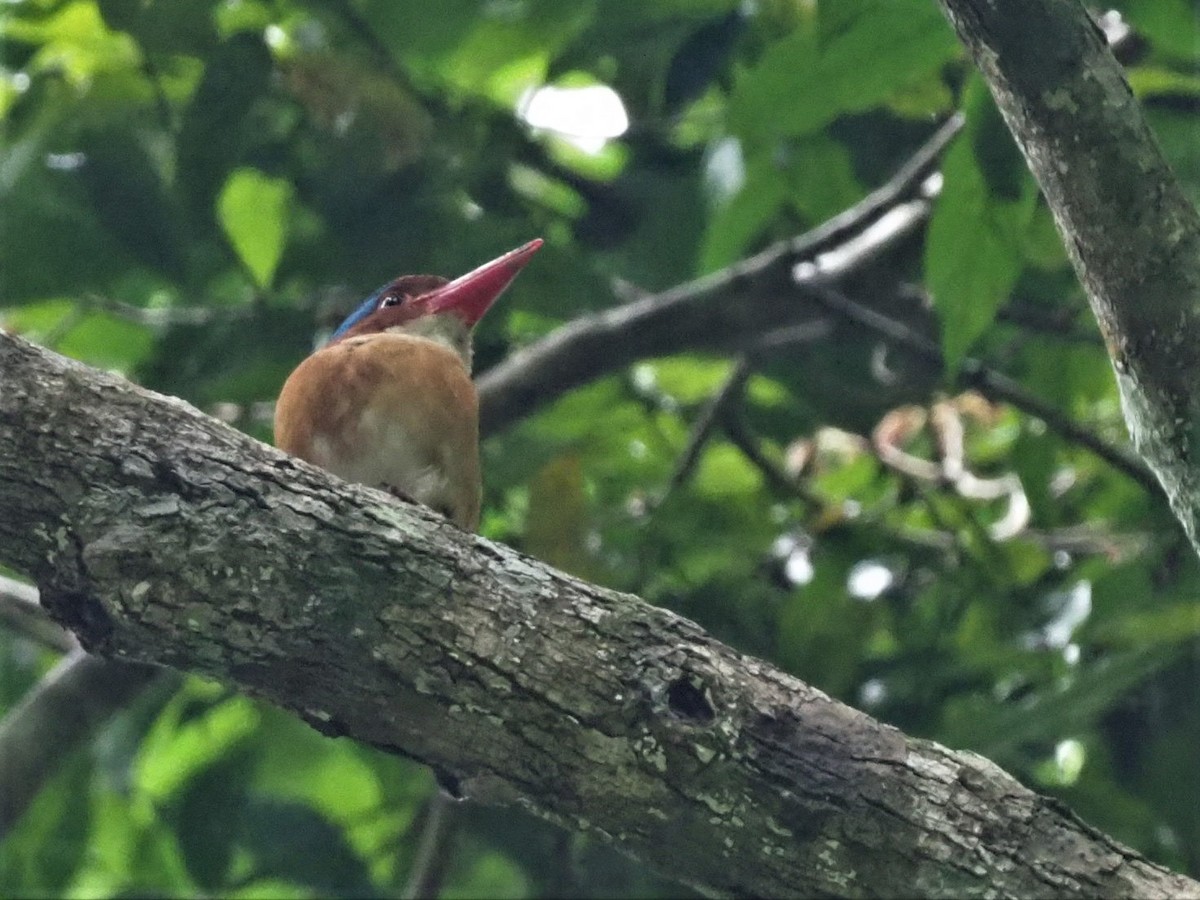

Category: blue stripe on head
[328, 286, 386, 342]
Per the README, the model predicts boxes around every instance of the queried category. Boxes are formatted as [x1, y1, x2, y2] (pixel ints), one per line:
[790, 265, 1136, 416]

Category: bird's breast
[275, 333, 481, 526]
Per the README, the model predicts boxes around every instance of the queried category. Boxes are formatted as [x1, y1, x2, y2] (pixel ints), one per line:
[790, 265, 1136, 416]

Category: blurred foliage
[2, 0, 1199, 895]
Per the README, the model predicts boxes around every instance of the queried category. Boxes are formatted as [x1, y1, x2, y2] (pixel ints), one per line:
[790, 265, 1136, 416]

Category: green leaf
[0, 123, 137, 302]
[361, 0, 593, 100]
[77, 126, 186, 279]
[699, 146, 786, 271]
[171, 744, 259, 890]
[729, 0, 958, 142]
[925, 82, 1037, 371]
[1122, 0, 1199, 62]
[1022, 204, 1069, 271]
[7, 0, 141, 84]
[445, 849, 530, 900]
[3, 300, 156, 372]
[1146, 107, 1200, 210]
[650, 356, 735, 404]
[992, 538, 1053, 588]
[253, 713, 385, 826]
[238, 799, 378, 897]
[1127, 67, 1200, 101]
[177, 34, 273, 211]
[0, 754, 93, 895]
[440, 0, 594, 101]
[358, 0, 482, 61]
[786, 133, 863, 224]
[99, 0, 216, 56]
[136, 687, 261, 800]
[217, 168, 293, 289]
[811, 454, 880, 503]
[694, 444, 762, 498]
[1098, 603, 1200, 647]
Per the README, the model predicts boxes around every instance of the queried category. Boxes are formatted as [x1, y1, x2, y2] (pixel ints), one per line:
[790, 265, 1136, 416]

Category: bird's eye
[380, 294, 402, 309]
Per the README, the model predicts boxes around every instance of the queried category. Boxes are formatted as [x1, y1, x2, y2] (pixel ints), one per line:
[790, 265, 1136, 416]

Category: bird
[275, 239, 543, 531]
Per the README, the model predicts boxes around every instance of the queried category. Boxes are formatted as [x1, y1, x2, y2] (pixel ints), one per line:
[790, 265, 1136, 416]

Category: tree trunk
[934, 0, 1200, 549]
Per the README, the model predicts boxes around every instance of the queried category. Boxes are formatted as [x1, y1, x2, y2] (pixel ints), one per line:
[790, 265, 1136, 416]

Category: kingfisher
[275, 239, 543, 531]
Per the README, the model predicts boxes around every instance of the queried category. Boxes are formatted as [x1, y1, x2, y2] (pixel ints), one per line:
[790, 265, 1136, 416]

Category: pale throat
[386, 313, 474, 371]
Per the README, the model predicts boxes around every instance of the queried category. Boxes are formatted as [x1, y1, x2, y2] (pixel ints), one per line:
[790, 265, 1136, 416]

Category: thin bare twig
[720, 415, 957, 553]
[401, 790, 460, 899]
[996, 303, 1102, 346]
[653, 320, 833, 509]
[83, 293, 243, 328]
[654, 358, 754, 509]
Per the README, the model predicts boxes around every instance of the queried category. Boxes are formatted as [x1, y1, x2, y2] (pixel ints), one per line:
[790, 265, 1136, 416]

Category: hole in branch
[434, 767, 465, 801]
[666, 676, 715, 724]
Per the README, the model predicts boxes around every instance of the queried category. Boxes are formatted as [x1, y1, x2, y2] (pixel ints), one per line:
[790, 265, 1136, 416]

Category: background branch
[0, 575, 76, 654]
[804, 283, 1159, 492]
[0, 650, 165, 835]
[401, 792, 460, 900]
[477, 116, 959, 436]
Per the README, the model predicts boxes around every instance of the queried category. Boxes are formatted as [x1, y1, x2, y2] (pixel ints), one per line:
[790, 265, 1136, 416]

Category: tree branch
[933, 0, 1200, 548]
[1, 333, 1193, 897]
[652, 321, 830, 511]
[803, 283, 1159, 492]
[476, 116, 961, 436]
[0, 574, 76, 653]
[479, 4, 1127, 441]
[0, 649, 165, 835]
[401, 791, 460, 900]
[653, 356, 754, 510]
